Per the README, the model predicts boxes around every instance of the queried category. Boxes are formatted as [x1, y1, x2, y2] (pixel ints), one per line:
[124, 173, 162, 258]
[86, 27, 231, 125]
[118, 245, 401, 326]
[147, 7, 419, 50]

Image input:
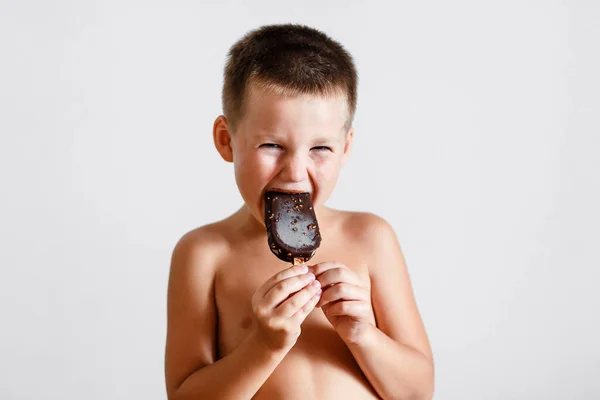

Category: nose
[280, 151, 309, 183]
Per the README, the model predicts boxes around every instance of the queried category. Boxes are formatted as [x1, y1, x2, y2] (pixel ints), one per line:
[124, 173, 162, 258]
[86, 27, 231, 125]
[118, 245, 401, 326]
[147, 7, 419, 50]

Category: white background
[1, 1, 599, 399]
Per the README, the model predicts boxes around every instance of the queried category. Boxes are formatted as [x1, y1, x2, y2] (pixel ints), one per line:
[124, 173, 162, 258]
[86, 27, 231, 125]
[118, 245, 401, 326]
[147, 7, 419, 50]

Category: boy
[164, 24, 434, 399]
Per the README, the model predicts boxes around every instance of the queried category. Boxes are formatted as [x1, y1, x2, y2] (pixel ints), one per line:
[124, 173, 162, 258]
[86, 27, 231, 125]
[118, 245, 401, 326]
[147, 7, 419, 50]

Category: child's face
[222, 86, 352, 226]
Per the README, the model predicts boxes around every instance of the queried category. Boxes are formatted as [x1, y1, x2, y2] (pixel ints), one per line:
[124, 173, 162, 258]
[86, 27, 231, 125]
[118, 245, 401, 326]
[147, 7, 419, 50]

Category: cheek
[235, 152, 278, 187]
[312, 156, 341, 182]
[310, 156, 342, 206]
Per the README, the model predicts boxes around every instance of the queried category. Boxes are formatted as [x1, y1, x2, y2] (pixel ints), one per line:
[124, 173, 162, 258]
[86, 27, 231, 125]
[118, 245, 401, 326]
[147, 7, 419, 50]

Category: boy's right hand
[251, 264, 322, 353]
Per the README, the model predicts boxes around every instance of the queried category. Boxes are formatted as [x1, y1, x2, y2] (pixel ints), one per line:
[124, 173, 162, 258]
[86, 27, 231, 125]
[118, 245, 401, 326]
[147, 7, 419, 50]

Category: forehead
[240, 85, 348, 138]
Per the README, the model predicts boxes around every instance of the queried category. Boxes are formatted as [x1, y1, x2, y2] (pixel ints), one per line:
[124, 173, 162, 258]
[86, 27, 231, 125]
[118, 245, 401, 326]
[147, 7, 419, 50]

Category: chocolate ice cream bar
[264, 191, 321, 264]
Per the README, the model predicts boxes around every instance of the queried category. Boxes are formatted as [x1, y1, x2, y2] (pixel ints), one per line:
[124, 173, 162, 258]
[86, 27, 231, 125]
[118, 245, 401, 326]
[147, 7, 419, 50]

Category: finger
[263, 272, 316, 308]
[290, 289, 322, 324]
[316, 267, 364, 289]
[317, 283, 369, 308]
[309, 261, 348, 278]
[275, 279, 322, 319]
[322, 300, 370, 318]
[256, 264, 310, 299]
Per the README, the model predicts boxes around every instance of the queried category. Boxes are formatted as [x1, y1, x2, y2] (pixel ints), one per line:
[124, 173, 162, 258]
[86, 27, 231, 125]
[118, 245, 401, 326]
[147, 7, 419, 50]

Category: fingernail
[299, 264, 308, 272]
[307, 273, 315, 280]
[311, 279, 320, 288]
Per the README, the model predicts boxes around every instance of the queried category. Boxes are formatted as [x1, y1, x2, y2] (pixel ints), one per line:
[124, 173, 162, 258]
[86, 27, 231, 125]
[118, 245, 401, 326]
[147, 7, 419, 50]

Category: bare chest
[214, 248, 370, 356]
[213, 248, 379, 399]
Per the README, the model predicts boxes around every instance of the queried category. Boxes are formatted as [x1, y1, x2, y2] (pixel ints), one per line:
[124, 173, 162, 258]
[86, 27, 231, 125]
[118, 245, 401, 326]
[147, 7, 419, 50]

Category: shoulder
[338, 211, 398, 247]
[172, 222, 230, 260]
[169, 221, 233, 284]
[335, 210, 403, 276]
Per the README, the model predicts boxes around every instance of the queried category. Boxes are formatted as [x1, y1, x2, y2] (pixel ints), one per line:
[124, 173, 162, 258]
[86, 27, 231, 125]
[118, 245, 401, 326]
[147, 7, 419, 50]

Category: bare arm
[349, 215, 434, 400]
[164, 232, 279, 399]
[171, 330, 285, 400]
[164, 230, 321, 399]
[346, 325, 434, 400]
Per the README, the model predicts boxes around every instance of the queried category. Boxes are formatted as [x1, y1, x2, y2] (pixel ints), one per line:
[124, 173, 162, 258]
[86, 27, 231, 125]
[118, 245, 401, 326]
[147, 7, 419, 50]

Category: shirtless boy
[164, 24, 434, 399]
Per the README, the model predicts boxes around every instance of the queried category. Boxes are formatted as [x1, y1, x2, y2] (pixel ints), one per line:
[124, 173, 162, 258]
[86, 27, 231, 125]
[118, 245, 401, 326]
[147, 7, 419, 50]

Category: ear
[341, 127, 354, 166]
[213, 115, 234, 163]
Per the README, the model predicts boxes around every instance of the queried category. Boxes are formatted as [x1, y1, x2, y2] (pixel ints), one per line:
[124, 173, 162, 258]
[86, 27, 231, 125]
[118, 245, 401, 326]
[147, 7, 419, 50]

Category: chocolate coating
[264, 191, 321, 264]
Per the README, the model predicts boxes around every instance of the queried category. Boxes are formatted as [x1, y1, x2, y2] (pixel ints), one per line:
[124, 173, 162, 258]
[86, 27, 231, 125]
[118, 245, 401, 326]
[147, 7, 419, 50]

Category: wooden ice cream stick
[292, 258, 304, 266]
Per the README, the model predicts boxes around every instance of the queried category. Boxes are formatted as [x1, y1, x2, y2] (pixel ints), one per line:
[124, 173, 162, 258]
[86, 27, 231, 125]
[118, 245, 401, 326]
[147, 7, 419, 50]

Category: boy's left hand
[309, 261, 376, 344]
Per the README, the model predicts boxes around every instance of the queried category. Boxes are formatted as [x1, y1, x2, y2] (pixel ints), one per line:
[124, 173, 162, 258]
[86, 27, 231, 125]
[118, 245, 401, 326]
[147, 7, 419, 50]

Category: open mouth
[266, 188, 311, 194]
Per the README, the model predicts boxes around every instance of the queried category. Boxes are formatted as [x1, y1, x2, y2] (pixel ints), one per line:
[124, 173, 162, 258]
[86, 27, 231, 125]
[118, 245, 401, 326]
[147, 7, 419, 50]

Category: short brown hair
[222, 23, 358, 133]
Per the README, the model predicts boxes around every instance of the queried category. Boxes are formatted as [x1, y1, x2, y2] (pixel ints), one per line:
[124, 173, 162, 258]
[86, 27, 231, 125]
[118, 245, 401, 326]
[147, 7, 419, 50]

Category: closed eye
[259, 143, 283, 149]
[311, 146, 332, 152]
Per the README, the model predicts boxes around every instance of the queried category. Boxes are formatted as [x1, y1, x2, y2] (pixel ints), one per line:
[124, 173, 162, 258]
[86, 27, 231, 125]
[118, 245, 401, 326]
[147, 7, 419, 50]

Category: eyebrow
[255, 136, 339, 145]
[311, 137, 337, 145]
[254, 133, 284, 143]
[253, 130, 342, 144]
